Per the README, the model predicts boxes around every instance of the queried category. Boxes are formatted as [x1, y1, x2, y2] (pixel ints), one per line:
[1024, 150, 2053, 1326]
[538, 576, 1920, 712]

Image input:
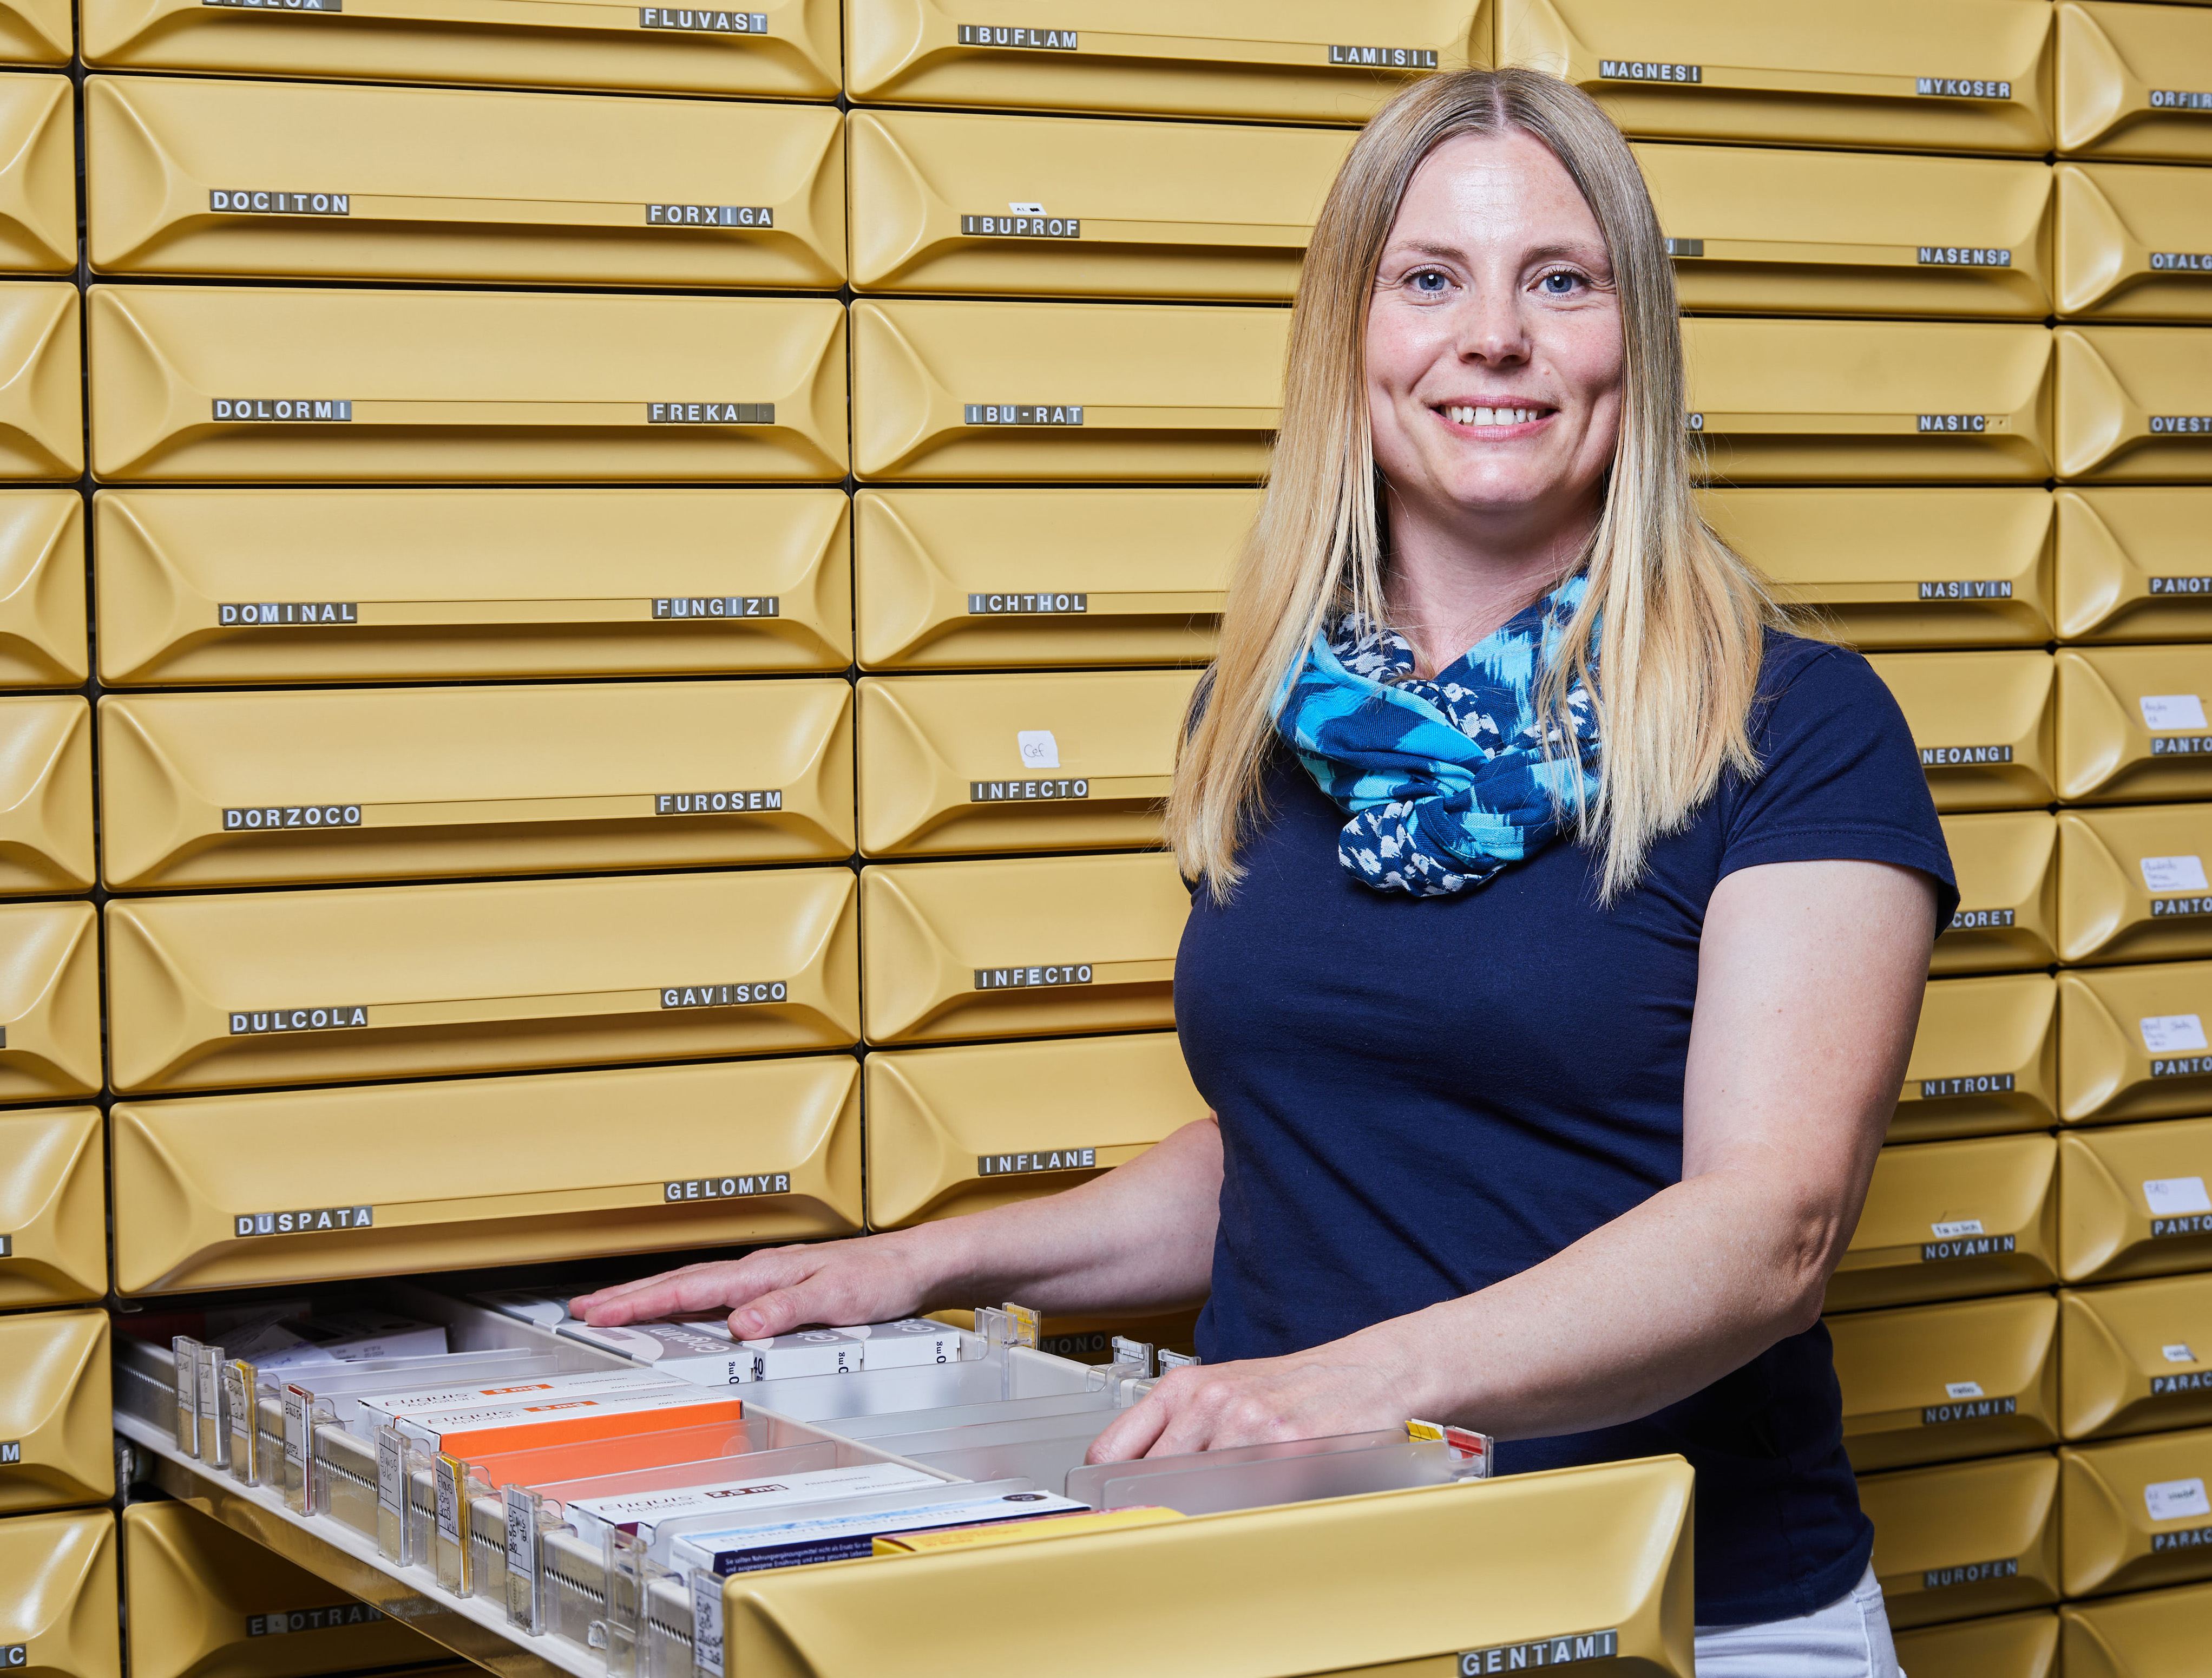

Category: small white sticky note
[1008, 201, 1043, 215]
[2145, 1176, 2212, 1217]
[2143, 694, 2210, 733]
[1017, 729, 1060, 770]
[1944, 1380, 1985, 1400]
[2141, 1014, 2209, 1054]
[2165, 1344, 2198, 1365]
[2145, 1476, 2212, 1522]
[2143, 855, 2212, 894]
[1931, 1218, 1985, 1238]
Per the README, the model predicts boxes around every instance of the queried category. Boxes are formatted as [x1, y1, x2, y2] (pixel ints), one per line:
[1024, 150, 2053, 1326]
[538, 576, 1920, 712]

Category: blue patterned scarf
[1272, 576, 1602, 896]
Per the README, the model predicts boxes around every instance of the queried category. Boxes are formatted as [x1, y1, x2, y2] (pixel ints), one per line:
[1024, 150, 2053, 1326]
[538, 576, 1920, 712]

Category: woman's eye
[1538, 271, 1584, 296]
[1409, 269, 1451, 294]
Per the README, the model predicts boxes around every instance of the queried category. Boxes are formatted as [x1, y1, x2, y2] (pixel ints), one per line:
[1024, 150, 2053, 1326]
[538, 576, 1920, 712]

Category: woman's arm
[573, 1115, 1224, 1337]
[1085, 856, 1935, 1461]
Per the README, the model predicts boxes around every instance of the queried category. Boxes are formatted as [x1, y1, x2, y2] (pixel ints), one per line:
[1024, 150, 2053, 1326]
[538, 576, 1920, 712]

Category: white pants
[1693, 1565, 1901, 1677]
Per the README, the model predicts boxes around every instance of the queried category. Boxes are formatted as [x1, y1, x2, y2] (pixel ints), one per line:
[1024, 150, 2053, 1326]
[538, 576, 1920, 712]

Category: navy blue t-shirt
[1176, 632, 1958, 1626]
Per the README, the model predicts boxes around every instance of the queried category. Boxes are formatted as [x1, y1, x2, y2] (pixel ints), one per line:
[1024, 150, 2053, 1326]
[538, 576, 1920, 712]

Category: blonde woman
[583, 69, 1947, 1673]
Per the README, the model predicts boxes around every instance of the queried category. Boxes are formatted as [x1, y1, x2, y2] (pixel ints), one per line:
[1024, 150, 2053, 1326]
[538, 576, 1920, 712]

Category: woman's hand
[1084, 1343, 1413, 1464]
[573, 1234, 934, 1339]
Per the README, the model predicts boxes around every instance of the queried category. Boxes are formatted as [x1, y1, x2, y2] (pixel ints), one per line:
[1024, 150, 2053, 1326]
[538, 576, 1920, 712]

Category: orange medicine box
[389, 1389, 744, 1456]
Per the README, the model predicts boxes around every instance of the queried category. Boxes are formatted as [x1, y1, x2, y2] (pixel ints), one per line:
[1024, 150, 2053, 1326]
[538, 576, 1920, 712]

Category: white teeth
[1446, 405, 1538, 427]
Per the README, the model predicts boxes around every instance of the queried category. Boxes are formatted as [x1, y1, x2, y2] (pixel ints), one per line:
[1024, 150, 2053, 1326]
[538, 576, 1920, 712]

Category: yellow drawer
[850, 299, 1285, 482]
[94, 488, 849, 687]
[2058, 963, 2212, 1125]
[0, 902, 101, 1105]
[2060, 1116, 2212, 1283]
[849, 109, 1349, 301]
[2059, 805, 2212, 966]
[0, 493, 84, 689]
[0, 1109, 102, 1308]
[2057, 488, 2212, 642]
[844, 1, 1485, 123]
[1642, 143, 2052, 318]
[719, 1457, 1692, 1677]
[2062, 1274, 2212, 1443]
[1866, 650, 2056, 813]
[855, 488, 1244, 671]
[2062, 1426, 2212, 1597]
[0, 284, 76, 481]
[123, 1502, 444, 1678]
[87, 76, 843, 288]
[2058, 163, 2212, 322]
[81, 0, 839, 98]
[0, 1312, 110, 1515]
[1683, 318, 2055, 484]
[0, 77, 73, 273]
[0, 0, 64, 65]
[104, 869, 861, 1095]
[0, 696, 89, 895]
[112, 1056, 860, 1295]
[863, 1032, 1203, 1229]
[1862, 1452, 2061, 1630]
[1893, 1610, 2058, 1678]
[2063, 1579, 2212, 1677]
[1894, 972, 2058, 1143]
[0, 1512, 117, 1678]
[97, 679, 855, 890]
[87, 284, 848, 484]
[1706, 488, 2055, 650]
[861, 854, 1186, 1046]
[1500, 0, 2053, 153]
[1937, 812, 2059, 976]
[2058, 326, 2212, 483]
[2058, 646, 2212, 803]
[2059, 1, 2212, 162]
[857, 669, 1197, 858]
[1828, 1133, 2057, 1314]
[1833, 1293, 2060, 1474]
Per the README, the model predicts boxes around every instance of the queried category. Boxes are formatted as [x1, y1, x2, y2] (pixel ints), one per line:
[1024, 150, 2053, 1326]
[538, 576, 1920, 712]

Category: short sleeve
[1719, 636, 1960, 927]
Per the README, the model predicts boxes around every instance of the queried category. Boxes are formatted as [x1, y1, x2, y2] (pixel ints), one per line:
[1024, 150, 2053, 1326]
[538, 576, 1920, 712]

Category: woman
[581, 69, 1952, 1674]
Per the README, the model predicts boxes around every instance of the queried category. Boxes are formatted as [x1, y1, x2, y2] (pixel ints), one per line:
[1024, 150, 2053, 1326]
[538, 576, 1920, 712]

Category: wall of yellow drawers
[2, 2, 2212, 1674]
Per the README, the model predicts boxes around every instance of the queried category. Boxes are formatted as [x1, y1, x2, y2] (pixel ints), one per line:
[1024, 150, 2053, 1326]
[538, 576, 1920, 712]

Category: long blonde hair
[1167, 67, 1787, 903]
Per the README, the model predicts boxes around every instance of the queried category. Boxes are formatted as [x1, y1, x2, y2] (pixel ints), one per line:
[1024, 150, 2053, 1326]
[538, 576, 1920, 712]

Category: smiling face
[1366, 129, 1625, 555]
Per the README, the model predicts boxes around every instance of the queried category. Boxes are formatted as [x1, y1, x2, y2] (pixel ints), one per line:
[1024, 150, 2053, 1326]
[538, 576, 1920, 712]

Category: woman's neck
[1381, 484, 1599, 677]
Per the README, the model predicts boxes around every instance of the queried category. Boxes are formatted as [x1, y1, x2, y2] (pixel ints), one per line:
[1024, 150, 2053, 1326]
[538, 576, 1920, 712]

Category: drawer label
[1330, 44, 1440, 69]
[975, 963, 1093, 989]
[2151, 575, 2212, 595]
[653, 595, 779, 618]
[224, 805, 363, 830]
[647, 403, 773, 424]
[2154, 1371, 2212, 1393]
[2150, 1057, 2212, 1079]
[1917, 247, 2011, 267]
[2150, 90, 2212, 111]
[965, 404, 1084, 426]
[2152, 736, 2212, 754]
[970, 592, 1087, 614]
[1917, 1073, 2014, 1098]
[1918, 579, 2012, 599]
[2152, 896, 2212, 917]
[1921, 1558, 2016, 1589]
[0, 1441, 16, 1464]
[665, 1174, 792, 1200]
[0, 1648, 21, 1667]
[215, 399, 351, 422]
[1599, 60, 1699, 82]
[1917, 77, 2012, 100]
[2154, 1524, 2212, 1552]
[977, 1148, 1099, 1176]
[1663, 238, 1704, 258]
[1921, 1234, 2015, 1262]
[973, 778, 1088, 801]
[2152, 253, 2212, 271]
[655, 790, 783, 814]
[1922, 1396, 2016, 1424]
[234, 1205, 374, 1236]
[956, 24, 1076, 48]
[660, 982, 788, 1008]
[220, 601, 358, 625]
[638, 8, 766, 30]
[212, 189, 349, 216]
[1458, 1631, 1618, 1673]
[1919, 745, 2011, 765]
[1948, 909, 2014, 930]
[962, 214, 1080, 239]
[230, 1006, 368, 1034]
[2150, 416, 2212, 434]
[1918, 414, 1987, 432]
[0, 1236, 9, 1257]
[203, 0, 340, 9]
[2154, 1212, 2212, 1237]
[647, 204, 772, 227]
[249, 1606, 386, 1635]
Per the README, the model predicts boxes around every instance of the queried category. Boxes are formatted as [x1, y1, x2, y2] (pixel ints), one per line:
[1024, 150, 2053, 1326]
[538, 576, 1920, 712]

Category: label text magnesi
[220, 602, 357, 625]
[1599, 60, 1699, 82]
[203, 0, 340, 10]
[0, 1443, 16, 1465]
[965, 404, 1084, 426]
[2153, 253, 2212, 271]
[1918, 414, 1988, 432]
[2154, 1056, 2212, 1078]
[660, 982, 786, 1007]
[975, 963, 1093, 989]
[212, 190, 349, 215]
[215, 399, 351, 421]
[1922, 1234, 2017, 1262]
[1458, 1631, 1619, 1673]
[962, 214, 1080, 239]
[977, 1148, 1099, 1176]
[1923, 1559, 2017, 1589]
[653, 595, 778, 618]
[2151, 416, 2212, 434]
[249, 1607, 386, 1635]
[225, 804, 362, 830]
[2151, 90, 2212, 110]
[1328, 44, 1439, 68]
[1918, 246, 2011, 266]
[2151, 576, 2212, 594]
[1919, 1072, 2014, 1098]
[1919, 579, 2012, 599]
[2152, 896, 2212, 918]
[1920, 745, 2011, 765]
[1917, 76, 2012, 99]
[2154, 1212, 2212, 1237]
[231, 1006, 367, 1034]
[1923, 1396, 2017, 1424]
[970, 593, 1087, 615]
[647, 403, 773, 424]
[235, 1205, 373, 1237]
[1950, 909, 2015, 930]
[655, 790, 782, 814]
[638, 8, 765, 29]
[956, 24, 1075, 48]
[646, 204, 772, 227]
[972, 779, 1088, 801]
[666, 1175, 791, 1200]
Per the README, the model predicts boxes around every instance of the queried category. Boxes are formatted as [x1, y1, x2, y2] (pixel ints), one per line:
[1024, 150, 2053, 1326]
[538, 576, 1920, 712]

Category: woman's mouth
[1440, 404, 1552, 428]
